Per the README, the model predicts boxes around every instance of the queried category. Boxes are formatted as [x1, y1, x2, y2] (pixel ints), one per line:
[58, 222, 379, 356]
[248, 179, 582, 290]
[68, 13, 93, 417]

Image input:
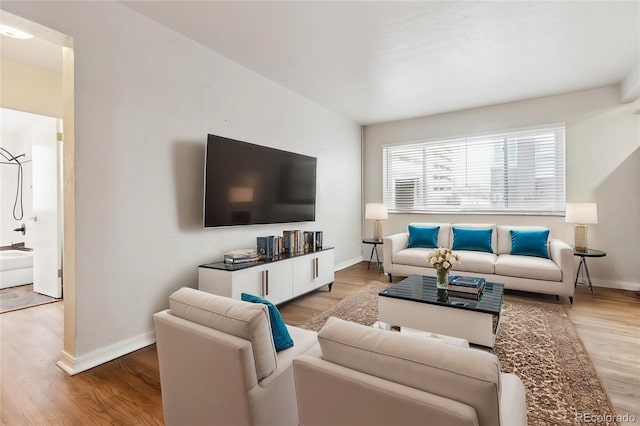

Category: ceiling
[122, 1, 640, 124]
[2, 2, 638, 125]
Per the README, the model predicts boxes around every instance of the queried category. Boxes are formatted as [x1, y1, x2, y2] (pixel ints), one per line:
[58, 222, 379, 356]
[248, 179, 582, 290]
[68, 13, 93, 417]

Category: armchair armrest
[499, 373, 527, 426]
[549, 239, 574, 283]
[383, 233, 409, 273]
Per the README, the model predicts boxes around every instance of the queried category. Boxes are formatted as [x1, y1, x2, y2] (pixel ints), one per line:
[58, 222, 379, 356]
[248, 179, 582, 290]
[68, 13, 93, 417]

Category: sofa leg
[569, 296, 574, 305]
[555, 295, 559, 302]
[388, 274, 393, 283]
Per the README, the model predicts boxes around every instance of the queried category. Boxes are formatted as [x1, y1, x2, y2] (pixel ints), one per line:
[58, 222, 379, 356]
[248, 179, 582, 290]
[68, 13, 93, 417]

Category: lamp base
[373, 220, 383, 241]
[574, 224, 588, 252]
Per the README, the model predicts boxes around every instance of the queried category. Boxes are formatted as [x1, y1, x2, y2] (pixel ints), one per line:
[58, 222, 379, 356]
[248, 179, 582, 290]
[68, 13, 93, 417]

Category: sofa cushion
[409, 222, 451, 248]
[497, 225, 550, 255]
[510, 229, 550, 259]
[451, 223, 497, 252]
[408, 225, 440, 249]
[318, 317, 502, 426]
[451, 227, 493, 253]
[169, 287, 277, 380]
[241, 293, 294, 352]
[451, 250, 497, 274]
[495, 254, 562, 281]
[393, 247, 435, 269]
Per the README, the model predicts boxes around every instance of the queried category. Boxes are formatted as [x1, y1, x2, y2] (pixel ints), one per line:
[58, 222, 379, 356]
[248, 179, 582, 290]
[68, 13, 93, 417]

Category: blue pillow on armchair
[241, 293, 294, 351]
[451, 227, 493, 253]
[510, 229, 550, 259]
[408, 225, 440, 248]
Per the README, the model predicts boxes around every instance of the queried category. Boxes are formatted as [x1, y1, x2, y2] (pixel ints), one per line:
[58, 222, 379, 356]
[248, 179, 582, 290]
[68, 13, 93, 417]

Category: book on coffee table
[449, 275, 485, 287]
[448, 276, 485, 298]
[448, 289, 483, 300]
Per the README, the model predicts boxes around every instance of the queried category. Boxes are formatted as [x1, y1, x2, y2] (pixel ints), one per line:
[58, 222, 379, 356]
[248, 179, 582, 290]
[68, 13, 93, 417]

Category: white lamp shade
[565, 203, 598, 224]
[365, 203, 388, 220]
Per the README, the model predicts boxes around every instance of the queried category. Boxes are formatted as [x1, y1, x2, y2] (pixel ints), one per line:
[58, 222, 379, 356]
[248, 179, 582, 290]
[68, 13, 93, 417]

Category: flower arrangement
[427, 247, 460, 270]
[427, 248, 460, 288]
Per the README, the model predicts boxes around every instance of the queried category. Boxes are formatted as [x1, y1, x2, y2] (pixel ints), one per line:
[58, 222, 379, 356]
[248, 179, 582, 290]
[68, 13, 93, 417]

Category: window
[382, 125, 565, 214]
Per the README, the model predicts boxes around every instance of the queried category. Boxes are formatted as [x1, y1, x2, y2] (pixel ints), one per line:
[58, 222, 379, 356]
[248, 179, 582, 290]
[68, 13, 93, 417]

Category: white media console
[198, 247, 335, 305]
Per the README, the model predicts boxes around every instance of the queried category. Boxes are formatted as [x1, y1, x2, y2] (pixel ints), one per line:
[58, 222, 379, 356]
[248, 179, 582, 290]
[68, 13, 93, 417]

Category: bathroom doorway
[0, 108, 62, 310]
[0, 12, 66, 310]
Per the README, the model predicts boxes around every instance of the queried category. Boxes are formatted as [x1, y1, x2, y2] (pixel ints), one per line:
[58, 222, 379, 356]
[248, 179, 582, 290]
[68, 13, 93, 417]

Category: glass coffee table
[378, 275, 504, 348]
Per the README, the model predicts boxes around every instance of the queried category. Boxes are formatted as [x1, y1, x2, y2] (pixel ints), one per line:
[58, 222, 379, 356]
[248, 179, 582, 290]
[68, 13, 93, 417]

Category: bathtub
[0, 250, 34, 289]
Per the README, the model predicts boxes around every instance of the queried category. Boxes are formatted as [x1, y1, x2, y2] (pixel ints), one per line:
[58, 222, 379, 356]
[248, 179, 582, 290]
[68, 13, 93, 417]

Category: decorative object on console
[426, 247, 460, 289]
[224, 249, 259, 264]
[365, 203, 388, 241]
[257, 236, 276, 259]
[256, 230, 323, 259]
[565, 203, 598, 252]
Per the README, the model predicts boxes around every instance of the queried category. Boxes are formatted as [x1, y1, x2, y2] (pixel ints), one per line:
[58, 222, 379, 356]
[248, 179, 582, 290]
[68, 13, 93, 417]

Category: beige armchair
[153, 287, 319, 426]
[293, 317, 527, 426]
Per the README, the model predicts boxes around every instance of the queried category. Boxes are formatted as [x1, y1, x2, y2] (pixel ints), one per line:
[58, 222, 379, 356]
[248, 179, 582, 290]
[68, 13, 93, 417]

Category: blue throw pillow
[408, 225, 440, 248]
[241, 292, 294, 351]
[451, 227, 493, 253]
[510, 229, 550, 259]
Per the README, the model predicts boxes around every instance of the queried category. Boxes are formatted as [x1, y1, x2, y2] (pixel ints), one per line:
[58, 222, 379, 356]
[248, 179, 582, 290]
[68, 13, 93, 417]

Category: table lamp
[565, 203, 598, 252]
[365, 203, 388, 241]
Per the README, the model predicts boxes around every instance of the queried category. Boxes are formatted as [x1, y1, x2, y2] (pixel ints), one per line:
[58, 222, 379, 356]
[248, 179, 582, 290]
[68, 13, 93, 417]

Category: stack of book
[256, 230, 324, 259]
[447, 275, 486, 300]
[303, 231, 323, 252]
[282, 230, 323, 255]
[224, 249, 260, 265]
[283, 230, 303, 255]
[257, 236, 277, 259]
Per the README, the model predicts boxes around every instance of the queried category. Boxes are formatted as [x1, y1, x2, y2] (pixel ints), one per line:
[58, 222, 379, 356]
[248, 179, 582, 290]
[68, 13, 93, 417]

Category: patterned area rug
[300, 281, 617, 426]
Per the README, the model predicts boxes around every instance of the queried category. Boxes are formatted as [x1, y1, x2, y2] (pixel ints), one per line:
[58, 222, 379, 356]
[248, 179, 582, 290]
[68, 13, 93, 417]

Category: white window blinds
[382, 125, 565, 214]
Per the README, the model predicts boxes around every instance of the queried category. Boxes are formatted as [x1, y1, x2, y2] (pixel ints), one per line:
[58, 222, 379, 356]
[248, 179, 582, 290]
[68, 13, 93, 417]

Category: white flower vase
[436, 268, 449, 289]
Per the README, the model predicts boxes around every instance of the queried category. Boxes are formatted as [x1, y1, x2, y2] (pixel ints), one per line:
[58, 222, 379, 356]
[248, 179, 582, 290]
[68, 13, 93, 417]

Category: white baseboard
[592, 278, 640, 291]
[335, 256, 363, 271]
[56, 330, 156, 375]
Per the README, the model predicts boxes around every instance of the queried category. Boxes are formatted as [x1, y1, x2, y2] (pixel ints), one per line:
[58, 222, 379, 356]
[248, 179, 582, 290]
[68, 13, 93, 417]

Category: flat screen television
[204, 134, 317, 227]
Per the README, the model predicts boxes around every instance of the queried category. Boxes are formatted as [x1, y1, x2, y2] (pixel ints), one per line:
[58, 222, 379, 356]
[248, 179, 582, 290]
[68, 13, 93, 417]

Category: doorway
[0, 107, 62, 311]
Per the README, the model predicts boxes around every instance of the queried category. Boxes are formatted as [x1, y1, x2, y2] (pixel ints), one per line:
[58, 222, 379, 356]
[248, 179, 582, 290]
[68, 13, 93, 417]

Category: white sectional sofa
[383, 223, 575, 303]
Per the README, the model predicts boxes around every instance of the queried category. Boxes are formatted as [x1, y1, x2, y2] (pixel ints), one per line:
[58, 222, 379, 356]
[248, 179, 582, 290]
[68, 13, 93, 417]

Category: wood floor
[1, 262, 638, 424]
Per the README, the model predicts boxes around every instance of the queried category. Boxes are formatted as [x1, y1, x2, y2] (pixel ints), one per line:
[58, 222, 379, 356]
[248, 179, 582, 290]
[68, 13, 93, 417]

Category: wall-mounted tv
[204, 134, 317, 227]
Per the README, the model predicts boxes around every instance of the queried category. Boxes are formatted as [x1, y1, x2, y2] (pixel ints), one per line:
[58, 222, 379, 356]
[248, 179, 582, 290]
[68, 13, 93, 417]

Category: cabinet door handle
[315, 258, 319, 278]
[265, 270, 269, 295]
[261, 270, 266, 297]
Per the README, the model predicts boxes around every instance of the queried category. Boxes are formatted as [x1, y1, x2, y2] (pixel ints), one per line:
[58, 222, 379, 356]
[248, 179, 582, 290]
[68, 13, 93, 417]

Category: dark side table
[363, 238, 383, 270]
[573, 248, 606, 296]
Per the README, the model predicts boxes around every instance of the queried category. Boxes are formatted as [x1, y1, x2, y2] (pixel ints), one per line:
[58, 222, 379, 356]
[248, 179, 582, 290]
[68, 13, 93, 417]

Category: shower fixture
[0, 147, 25, 220]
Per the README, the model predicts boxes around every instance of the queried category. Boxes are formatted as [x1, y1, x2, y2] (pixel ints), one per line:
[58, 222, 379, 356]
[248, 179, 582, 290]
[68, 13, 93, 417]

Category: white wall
[3, 1, 362, 368]
[364, 86, 640, 290]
